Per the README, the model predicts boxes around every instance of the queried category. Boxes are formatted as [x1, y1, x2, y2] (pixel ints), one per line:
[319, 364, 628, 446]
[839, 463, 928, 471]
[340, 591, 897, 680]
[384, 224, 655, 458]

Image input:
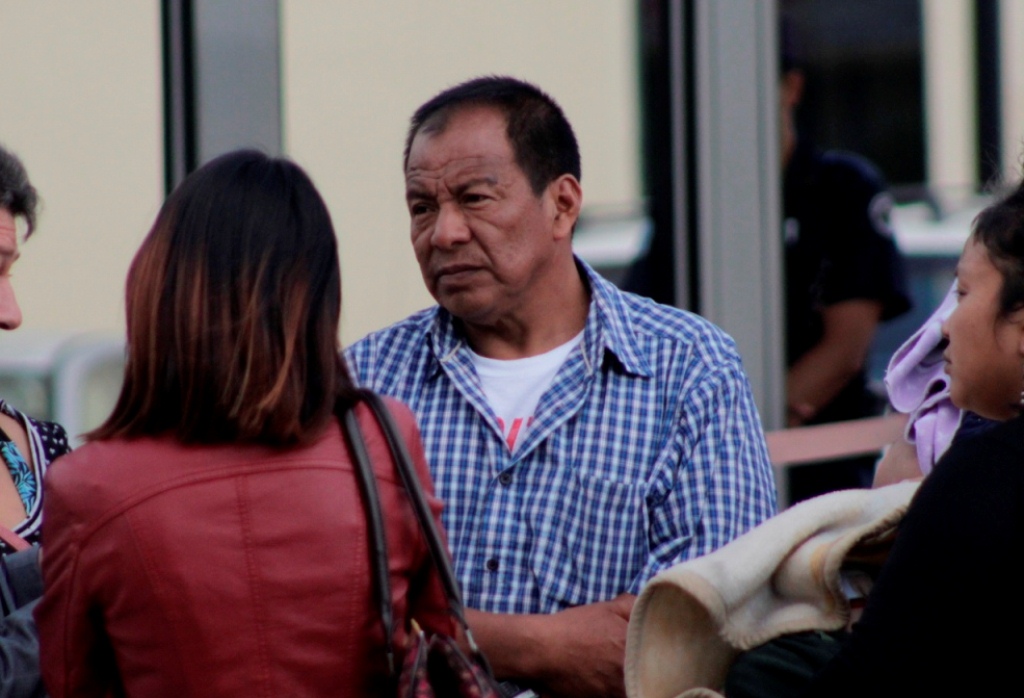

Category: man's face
[405, 106, 562, 326]
[0, 209, 22, 331]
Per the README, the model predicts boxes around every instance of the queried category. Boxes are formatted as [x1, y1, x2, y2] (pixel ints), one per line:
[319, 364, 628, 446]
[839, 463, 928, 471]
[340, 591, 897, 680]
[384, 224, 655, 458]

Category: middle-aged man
[345, 76, 776, 698]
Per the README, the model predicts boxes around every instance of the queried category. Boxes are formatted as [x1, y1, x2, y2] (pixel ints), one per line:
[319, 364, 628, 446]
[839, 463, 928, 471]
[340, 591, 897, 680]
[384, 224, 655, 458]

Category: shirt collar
[425, 255, 652, 378]
[577, 257, 651, 377]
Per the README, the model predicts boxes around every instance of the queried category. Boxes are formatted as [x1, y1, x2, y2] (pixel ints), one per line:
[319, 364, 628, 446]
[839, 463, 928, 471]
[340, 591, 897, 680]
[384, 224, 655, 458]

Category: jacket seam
[66, 459, 406, 548]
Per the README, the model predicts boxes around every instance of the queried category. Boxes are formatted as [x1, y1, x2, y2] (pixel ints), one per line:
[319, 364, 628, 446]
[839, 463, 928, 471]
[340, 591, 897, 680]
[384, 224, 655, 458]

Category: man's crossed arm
[465, 594, 636, 698]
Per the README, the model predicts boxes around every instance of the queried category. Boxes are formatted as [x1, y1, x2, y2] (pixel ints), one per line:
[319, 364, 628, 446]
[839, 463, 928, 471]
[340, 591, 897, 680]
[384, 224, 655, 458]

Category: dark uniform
[784, 143, 911, 499]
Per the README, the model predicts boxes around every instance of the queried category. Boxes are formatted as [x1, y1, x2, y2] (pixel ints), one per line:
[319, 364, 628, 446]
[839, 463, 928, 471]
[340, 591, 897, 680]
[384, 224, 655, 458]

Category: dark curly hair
[972, 178, 1024, 317]
[0, 144, 38, 237]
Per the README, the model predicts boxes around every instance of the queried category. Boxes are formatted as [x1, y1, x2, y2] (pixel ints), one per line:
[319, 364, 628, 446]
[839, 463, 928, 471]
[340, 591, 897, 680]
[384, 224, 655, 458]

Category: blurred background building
[0, 0, 1019, 447]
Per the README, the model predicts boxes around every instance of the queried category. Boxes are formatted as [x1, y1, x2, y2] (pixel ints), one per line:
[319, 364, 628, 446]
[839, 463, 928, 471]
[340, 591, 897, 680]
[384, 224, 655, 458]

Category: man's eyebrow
[405, 174, 499, 198]
[405, 183, 432, 201]
[450, 175, 499, 192]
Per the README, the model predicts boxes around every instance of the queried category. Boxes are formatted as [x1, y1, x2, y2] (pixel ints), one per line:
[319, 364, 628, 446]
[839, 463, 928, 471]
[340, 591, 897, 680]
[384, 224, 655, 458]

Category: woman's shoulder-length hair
[90, 149, 357, 446]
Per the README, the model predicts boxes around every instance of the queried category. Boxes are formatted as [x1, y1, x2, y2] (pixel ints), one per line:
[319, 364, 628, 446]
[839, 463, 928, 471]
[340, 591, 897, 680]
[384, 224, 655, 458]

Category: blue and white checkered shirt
[345, 259, 777, 614]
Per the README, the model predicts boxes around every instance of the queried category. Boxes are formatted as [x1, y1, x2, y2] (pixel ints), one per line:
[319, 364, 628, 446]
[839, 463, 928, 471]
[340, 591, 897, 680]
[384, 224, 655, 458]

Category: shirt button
[498, 471, 513, 486]
[485, 558, 499, 572]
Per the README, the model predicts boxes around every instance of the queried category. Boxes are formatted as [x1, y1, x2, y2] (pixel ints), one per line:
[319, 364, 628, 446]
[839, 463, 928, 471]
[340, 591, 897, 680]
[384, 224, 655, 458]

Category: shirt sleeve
[816, 154, 911, 321]
[28, 417, 72, 464]
[636, 358, 778, 589]
[343, 340, 372, 388]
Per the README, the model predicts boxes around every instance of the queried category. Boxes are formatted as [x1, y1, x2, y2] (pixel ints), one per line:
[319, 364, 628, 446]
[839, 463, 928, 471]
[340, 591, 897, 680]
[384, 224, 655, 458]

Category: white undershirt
[469, 331, 584, 451]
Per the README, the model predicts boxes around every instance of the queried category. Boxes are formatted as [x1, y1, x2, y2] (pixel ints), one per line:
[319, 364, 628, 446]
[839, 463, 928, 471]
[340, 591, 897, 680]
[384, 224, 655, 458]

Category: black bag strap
[342, 390, 491, 673]
[359, 392, 472, 626]
[341, 401, 397, 677]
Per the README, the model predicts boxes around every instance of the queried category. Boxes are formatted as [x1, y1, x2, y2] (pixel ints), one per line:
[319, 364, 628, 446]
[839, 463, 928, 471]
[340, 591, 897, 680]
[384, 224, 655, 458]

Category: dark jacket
[36, 400, 453, 697]
[0, 547, 46, 698]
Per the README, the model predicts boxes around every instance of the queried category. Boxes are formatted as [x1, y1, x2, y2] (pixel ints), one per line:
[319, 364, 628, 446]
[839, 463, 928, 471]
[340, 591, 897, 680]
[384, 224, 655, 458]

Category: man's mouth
[435, 263, 483, 281]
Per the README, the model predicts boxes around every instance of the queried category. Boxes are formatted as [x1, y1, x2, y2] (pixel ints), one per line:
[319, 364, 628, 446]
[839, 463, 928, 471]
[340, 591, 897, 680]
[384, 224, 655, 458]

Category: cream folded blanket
[625, 482, 919, 698]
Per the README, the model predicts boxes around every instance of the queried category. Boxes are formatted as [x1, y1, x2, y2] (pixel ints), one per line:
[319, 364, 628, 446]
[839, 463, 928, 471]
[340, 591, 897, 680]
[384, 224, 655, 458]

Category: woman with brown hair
[35, 150, 452, 696]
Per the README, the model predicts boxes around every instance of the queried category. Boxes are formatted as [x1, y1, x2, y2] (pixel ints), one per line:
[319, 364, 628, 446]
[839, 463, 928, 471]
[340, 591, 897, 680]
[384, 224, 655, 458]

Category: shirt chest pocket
[528, 469, 648, 610]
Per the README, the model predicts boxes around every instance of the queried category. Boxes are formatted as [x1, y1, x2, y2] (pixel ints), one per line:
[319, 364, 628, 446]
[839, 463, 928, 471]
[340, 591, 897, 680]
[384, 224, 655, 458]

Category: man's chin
[437, 292, 496, 325]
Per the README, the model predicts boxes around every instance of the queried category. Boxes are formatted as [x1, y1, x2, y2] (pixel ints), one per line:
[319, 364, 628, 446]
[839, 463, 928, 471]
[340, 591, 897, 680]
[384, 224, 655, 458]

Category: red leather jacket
[36, 400, 453, 697]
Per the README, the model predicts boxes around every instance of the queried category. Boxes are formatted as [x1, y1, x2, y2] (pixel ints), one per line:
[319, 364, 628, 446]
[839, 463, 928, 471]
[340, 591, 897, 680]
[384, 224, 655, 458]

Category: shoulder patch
[868, 192, 896, 239]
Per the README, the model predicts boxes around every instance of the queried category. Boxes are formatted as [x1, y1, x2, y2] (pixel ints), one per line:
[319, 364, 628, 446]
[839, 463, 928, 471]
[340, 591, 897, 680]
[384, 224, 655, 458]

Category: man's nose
[431, 204, 472, 249]
[0, 282, 23, 331]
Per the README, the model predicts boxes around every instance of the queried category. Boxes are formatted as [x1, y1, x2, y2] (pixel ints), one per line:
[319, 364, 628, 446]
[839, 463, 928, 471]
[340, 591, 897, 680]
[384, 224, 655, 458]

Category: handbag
[342, 390, 503, 698]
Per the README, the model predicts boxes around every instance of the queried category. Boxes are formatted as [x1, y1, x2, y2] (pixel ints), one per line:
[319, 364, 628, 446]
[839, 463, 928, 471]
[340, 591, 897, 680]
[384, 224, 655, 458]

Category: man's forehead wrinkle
[406, 156, 510, 191]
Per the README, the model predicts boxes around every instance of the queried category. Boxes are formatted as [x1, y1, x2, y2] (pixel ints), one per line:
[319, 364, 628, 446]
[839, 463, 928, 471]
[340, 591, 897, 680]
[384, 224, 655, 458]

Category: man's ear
[549, 174, 582, 241]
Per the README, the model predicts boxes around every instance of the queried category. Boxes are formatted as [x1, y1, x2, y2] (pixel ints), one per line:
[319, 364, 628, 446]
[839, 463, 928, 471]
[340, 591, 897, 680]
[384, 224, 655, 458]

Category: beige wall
[6, 3, 1019, 345]
[0, 3, 164, 335]
[1001, 0, 1024, 180]
[921, 0, 977, 201]
[0, 2, 642, 343]
[280, 1, 641, 343]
